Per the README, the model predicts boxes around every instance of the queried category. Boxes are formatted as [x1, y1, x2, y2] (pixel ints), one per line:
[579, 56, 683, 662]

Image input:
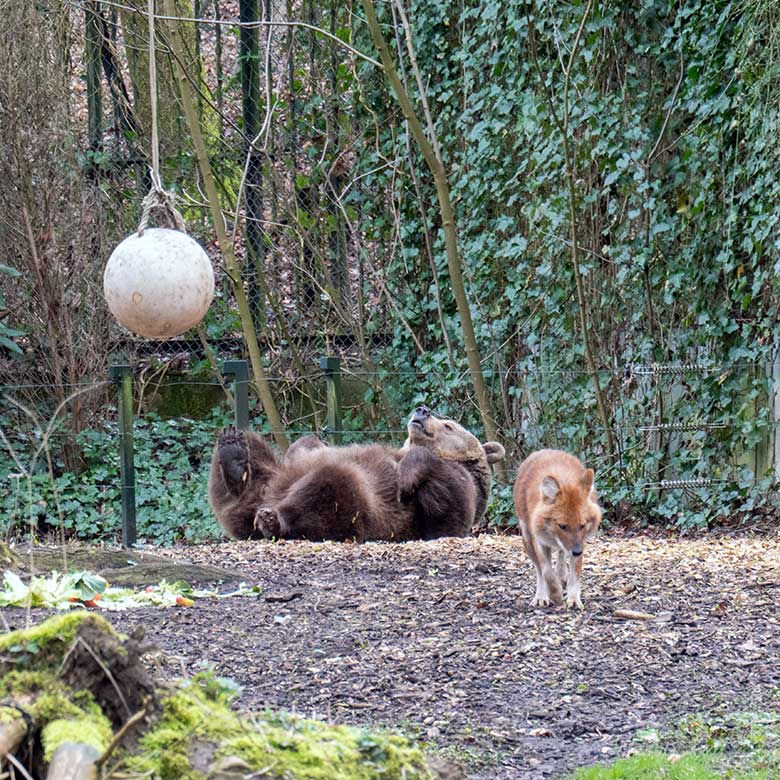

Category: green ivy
[349, 0, 780, 528]
[0, 409, 233, 546]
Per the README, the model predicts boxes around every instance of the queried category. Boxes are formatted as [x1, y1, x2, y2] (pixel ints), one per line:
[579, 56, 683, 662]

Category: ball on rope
[104, 227, 215, 340]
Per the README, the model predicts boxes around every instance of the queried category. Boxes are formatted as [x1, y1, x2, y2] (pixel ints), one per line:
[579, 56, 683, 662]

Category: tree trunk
[361, 0, 505, 471]
[163, 0, 289, 451]
[85, 1, 103, 152]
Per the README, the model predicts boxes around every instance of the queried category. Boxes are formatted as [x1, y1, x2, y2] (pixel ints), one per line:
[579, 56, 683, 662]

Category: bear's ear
[482, 441, 506, 464]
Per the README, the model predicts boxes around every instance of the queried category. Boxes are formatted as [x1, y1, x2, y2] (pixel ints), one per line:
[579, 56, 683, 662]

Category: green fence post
[222, 359, 250, 430]
[110, 364, 136, 548]
[320, 356, 342, 445]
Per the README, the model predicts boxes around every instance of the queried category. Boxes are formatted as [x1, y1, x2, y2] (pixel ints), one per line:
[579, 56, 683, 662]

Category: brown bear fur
[399, 406, 505, 539]
[207, 407, 505, 542]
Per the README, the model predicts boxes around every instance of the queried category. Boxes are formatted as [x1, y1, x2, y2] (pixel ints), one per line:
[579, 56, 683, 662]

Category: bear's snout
[412, 405, 431, 421]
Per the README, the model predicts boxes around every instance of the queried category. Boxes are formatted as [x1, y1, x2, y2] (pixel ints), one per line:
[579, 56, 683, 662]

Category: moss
[0, 612, 117, 672]
[0, 616, 113, 763]
[0, 706, 20, 724]
[0, 669, 108, 747]
[32, 691, 88, 722]
[41, 713, 112, 762]
[0, 670, 71, 711]
[0, 670, 53, 699]
[3, 618, 432, 780]
[152, 371, 224, 419]
[124, 682, 432, 780]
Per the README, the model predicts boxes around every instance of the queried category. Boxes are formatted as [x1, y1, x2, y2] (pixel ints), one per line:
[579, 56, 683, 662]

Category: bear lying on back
[207, 406, 505, 542]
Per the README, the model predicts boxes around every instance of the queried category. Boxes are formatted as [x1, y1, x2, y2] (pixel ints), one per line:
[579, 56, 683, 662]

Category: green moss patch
[0, 705, 21, 724]
[2, 616, 439, 780]
[0, 613, 115, 763]
[42, 715, 112, 762]
[0, 612, 115, 671]
[124, 679, 432, 780]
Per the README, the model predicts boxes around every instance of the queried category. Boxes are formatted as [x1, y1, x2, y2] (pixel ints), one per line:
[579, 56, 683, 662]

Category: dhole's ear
[581, 468, 594, 492]
[540, 476, 560, 504]
[482, 441, 506, 464]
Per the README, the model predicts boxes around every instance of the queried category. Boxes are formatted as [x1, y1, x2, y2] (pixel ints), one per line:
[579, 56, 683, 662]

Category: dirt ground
[3, 531, 780, 779]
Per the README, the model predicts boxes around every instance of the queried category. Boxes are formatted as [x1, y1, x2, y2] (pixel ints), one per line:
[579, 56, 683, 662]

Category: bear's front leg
[216, 426, 251, 494]
[398, 447, 436, 499]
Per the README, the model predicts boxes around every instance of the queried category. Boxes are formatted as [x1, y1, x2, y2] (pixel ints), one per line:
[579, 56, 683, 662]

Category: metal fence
[2, 351, 779, 547]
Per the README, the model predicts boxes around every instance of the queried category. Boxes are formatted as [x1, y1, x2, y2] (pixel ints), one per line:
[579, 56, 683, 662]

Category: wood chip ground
[3, 532, 779, 779]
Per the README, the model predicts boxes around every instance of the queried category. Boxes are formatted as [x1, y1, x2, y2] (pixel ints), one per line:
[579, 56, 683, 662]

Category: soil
[3, 531, 779, 779]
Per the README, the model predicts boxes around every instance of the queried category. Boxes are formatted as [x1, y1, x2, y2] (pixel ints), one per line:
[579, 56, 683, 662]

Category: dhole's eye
[579, 523, 586, 530]
[444, 423, 453, 430]
[558, 523, 567, 531]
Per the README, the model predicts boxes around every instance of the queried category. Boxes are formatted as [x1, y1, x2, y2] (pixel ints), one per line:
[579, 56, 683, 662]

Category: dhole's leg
[555, 550, 568, 585]
[521, 527, 562, 607]
[565, 552, 585, 609]
[541, 545, 563, 605]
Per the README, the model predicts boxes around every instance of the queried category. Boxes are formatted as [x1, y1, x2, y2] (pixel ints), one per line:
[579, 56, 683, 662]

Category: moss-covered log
[0, 613, 452, 779]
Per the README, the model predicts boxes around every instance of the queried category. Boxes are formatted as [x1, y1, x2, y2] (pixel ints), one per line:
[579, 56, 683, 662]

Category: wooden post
[320, 356, 342, 445]
[222, 360, 250, 430]
[110, 364, 136, 548]
[239, 0, 267, 328]
[772, 349, 780, 479]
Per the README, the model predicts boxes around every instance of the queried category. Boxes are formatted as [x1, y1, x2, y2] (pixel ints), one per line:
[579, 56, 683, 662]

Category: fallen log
[0, 712, 27, 760]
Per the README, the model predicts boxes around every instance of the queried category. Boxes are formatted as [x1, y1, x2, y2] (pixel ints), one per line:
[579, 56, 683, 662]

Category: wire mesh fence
[1, 350, 779, 547]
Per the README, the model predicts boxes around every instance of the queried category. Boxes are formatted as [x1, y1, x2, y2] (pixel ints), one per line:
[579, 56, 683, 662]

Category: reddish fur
[513, 449, 601, 608]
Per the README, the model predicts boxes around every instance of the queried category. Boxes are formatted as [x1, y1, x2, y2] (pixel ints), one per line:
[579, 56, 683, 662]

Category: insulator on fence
[630, 363, 721, 376]
[643, 478, 715, 490]
[637, 422, 729, 432]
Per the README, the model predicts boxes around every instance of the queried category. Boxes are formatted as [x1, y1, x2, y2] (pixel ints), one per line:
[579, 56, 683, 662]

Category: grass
[574, 711, 780, 780]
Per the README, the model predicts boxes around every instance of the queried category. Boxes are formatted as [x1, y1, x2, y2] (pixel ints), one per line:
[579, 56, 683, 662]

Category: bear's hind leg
[215, 426, 251, 492]
[273, 463, 378, 541]
[254, 506, 281, 539]
[209, 427, 278, 540]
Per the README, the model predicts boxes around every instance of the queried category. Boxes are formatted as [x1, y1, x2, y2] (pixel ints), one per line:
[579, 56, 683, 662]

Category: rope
[137, 0, 185, 236]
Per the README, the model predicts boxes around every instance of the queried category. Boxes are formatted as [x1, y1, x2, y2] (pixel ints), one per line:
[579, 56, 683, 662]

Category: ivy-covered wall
[351, 0, 780, 525]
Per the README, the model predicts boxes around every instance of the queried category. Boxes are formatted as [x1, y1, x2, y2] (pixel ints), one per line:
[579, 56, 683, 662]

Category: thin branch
[59, 637, 132, 718]
[392, 0, 442, 163]
[76, 0, 383, 67]
[95, 702, 151, 769]
[5, 754, 34, 780]
[647, 42, 685, 164]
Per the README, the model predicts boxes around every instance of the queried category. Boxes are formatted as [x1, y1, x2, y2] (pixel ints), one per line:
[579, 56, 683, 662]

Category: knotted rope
[137, 0, 185, 236]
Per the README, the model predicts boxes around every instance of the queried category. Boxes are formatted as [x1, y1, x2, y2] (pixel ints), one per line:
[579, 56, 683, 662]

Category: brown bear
[207, 405, 505, 542]
[399, 405, 505, 539]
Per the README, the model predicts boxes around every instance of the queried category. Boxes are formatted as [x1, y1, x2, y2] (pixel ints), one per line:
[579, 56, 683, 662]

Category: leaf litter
[0, 569, 262, 610]
[2, 532, 779, 779]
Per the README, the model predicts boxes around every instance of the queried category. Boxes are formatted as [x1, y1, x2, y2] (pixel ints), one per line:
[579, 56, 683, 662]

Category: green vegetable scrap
[0, 570, 262, 611]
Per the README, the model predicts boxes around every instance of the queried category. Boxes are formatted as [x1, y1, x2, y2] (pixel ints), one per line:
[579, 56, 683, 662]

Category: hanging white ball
[104, 227, 215, 339]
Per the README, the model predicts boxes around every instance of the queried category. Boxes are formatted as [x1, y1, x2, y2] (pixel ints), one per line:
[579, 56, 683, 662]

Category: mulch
[3, 531, 780, 779]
